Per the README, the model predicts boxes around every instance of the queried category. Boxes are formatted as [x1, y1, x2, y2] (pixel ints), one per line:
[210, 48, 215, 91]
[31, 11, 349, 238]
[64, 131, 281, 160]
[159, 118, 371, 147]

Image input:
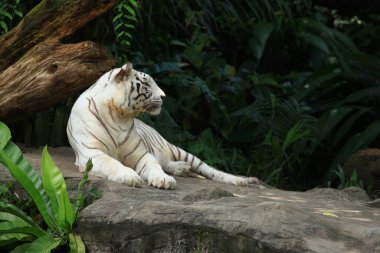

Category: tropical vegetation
[0, 122, 92, 252]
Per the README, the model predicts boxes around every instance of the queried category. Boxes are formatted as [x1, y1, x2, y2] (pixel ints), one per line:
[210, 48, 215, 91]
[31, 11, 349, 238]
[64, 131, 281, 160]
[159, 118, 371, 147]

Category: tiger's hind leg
[165, 161, 206, 179]
[134, 153, 177, 189]
[165, 161, 190, 176]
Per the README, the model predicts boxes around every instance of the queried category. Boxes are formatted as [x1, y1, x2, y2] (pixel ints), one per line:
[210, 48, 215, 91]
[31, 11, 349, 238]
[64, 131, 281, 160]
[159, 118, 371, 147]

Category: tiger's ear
[115, 62, 133, 83]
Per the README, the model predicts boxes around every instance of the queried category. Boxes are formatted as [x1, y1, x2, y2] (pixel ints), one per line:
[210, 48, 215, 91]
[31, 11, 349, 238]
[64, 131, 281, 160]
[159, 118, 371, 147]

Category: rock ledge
[1, 146, 379, 253]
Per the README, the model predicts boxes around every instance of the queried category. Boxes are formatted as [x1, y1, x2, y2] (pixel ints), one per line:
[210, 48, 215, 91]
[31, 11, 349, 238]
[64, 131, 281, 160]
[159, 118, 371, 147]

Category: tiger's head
[108, 63, 166, 117]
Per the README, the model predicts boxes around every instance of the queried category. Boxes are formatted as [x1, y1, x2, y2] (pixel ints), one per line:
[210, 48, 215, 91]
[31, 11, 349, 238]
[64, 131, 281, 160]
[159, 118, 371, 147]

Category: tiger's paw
[108, 168, 144, 187]
[148, 172, 176, 190]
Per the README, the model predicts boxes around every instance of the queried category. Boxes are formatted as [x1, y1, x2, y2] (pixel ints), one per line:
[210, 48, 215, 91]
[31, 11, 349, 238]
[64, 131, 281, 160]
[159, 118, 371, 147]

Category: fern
[112, 0, 138, 48]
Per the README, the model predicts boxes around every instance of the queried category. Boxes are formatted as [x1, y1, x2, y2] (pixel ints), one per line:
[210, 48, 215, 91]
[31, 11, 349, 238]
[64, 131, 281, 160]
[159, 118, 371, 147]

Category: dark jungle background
[1, 0, 380, 191]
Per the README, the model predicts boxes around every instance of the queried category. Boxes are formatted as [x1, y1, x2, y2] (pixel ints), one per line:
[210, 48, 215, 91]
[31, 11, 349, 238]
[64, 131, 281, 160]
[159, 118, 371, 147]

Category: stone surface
[1, 146, 380, 253]
[344, 148, 380, 191]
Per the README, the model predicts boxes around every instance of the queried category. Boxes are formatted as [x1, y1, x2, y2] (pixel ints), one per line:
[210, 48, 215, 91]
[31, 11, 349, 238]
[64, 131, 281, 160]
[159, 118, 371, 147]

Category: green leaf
[121, 4, 136, 16]
[0, 233, 34, 247]
[124, 23, 135, 29]
[14, 10, 23, 18]
[123, 32, 132, 39]
[338, 87, 380, 105]
[69, 233, 86, 253]
[349, 169, 358, 184]
[0, 141, 59, 232]
[0, 201, 45, 234]
[0, 23, 8, 33]
[249, 23, 274, 62]
[299, 32, 330, 54]
[0, 226, 46, 238]
[121, 40, 131, 46]
[116, 30, 125, 39]
[170, 40, 187, 47]
[125, 14, 137, 22]
[10, 243, 32, 253]
[282, 122, 309, 151]
[0, 212, 30, 228]
[113, 22, 123, 31]
[112, 13, 123, 23]
[0, 221, 14, 231]
[0, 9, 12, 20]
[298, 65, 340, 100]
[0, 121, 11, 149]
[41, 146, 74, 232]
[129, 0, 138, 7]
[25, 235, 61, 253]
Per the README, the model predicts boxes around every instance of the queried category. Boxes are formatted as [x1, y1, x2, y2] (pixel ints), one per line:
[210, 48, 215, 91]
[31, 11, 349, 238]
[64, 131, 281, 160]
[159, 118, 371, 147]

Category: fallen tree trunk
[0, 0, 119, 121]
[0, 42, 114, 120]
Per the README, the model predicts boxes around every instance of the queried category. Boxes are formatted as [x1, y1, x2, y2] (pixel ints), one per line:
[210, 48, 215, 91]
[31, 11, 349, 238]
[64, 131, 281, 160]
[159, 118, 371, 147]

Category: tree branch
[0, 0, 120, 121]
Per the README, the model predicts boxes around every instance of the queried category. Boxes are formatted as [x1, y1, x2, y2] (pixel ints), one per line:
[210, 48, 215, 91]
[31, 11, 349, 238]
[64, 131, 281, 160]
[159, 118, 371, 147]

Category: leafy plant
[0, 122, 92, 252]
[332, 166, 364, 190]
[0, 0, 22, 35]
[292, 16, 380, 184]
[228, 76, 320, 188]
[112, 0, 139, 63]
[0, 182, 39, 221]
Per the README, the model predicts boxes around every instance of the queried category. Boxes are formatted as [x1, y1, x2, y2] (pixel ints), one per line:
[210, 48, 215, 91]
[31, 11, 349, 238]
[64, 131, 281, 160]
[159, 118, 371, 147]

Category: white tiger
[67, 63, 259, 189]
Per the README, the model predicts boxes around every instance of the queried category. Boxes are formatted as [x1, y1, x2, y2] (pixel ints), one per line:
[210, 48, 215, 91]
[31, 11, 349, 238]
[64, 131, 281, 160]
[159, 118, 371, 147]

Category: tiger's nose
[158, 88, 166, 100]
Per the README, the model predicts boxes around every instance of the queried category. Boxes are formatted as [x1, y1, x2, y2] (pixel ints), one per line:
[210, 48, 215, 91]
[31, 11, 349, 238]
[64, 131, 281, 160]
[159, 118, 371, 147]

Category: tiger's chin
[147, 107, 162, 116]
[144, 103, 162, 116]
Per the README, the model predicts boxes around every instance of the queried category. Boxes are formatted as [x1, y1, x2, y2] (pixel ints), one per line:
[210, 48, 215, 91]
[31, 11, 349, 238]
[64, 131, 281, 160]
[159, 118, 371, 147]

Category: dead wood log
[0, 0, 120, 121]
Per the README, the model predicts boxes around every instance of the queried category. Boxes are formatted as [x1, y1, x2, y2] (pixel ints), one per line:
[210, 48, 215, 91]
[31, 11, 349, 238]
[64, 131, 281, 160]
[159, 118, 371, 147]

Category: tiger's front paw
[108, 168, 144, 187]
[148, 172, 176, 190]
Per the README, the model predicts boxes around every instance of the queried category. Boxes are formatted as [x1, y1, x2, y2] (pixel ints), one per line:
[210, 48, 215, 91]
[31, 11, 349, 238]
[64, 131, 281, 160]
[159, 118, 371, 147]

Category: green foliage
[0, 0, 22, 35]
[332, 166, 364, 190]
[127, 0, 380, 190]
[112, 0, 139, 63]
[293, 13, 380, 184]
[0, 183, 38, 221]
[69, 233, 85, 253]
[4, 1, 380, 191]
[74, 160, 92, 222]
[0, 122, 91, 252]
[41, 147, 74, 231]
[0, 123, 59, 233]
